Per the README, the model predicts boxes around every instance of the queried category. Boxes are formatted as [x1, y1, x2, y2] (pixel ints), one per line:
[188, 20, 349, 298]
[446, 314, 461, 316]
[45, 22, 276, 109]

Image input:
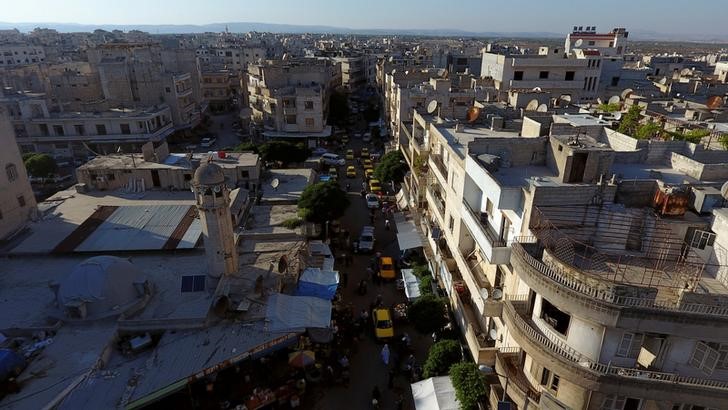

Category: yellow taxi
[342, 135, 350, 145]
[361, 147, 369, 159]
[372, 308, 394, 340]
[345, 149, 354, 160]
[329, 167, 338, 179]
[378, 256, 396, 280]
[364, 167, 374, 179]
[363, 159, 373, 169]
[346, 165, 356, 178]
[369, 178, 382, 193]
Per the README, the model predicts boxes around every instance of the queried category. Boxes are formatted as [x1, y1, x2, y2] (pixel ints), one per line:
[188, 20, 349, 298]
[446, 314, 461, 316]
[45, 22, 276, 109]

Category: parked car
[369, 179, 382, 193]
[346, 166, 357, 178]
[321, 153, 345, 166]
[365, 193, 380, 209]
[379, 257, 396, 280]
[200, 137, 217, 148]
[328, 167, 338, 179]
[365, 167, 374, 179]
[363, 159, 373, 169]
[185, 144, 198, 151]
[357, 226, 375, 253]
[362, 133, 372, 142]
[345, 149, 354, 160]
[360, 148, 369, 158]
[341, 135, 349, 145]
[372, 308, 394, 340]
[312, 147, 328, 157]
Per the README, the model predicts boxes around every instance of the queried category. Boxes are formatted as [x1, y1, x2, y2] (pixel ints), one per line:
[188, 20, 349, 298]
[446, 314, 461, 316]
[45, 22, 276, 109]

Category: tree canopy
[258, 141, 310, 166]
[617, 105, 642, 136]
[408, 294, 448, 334]
[374, 150, 408, 184]
[423, 340, 462, 378]
[297, 181, 350, 224]
[449, 362, 486, 410]
[23, 153, 57, 178]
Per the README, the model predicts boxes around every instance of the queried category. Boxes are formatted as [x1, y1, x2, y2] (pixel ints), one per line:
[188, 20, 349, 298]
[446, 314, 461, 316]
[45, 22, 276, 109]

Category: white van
[321, 153, 345, 166]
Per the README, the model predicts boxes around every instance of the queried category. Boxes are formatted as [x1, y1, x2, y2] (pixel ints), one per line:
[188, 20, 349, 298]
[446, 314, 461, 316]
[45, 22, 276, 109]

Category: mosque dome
[193, 161, 225, 186]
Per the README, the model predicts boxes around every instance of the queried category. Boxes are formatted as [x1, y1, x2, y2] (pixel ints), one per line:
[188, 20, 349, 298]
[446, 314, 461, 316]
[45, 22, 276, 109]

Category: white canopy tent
[410, 376, 459, 410]
[394, 212, 423, 251]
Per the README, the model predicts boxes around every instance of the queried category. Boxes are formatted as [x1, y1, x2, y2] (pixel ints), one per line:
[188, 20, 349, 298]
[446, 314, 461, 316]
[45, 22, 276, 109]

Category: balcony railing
[426, 186, 445, 217]
[462, 200, 506, 247]
[511, 240, 728, 318]
[502, 298, 728, 392]
[429, 154, 448, 181]
[496, 350, 542, 403]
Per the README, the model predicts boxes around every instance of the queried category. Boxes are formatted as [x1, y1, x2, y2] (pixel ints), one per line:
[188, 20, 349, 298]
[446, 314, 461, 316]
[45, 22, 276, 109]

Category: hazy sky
[3, 0, 727, 36]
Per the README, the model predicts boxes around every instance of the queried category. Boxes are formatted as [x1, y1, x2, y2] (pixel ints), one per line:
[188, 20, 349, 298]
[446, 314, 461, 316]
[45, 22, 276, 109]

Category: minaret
[192, 159, 238, 278]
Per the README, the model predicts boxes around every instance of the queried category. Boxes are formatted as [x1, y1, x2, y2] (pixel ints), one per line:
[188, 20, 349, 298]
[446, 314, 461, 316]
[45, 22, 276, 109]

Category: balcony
[428, 154, 448, 188]
[425, 186, 446, 220]
[283, 106, 297, 115]
[461, 200, 511, 265]
[494, 349, 541, 408]
[451, 289, 497, 366]
[501, 297, 728, 405]
[176, 87, 193, 98]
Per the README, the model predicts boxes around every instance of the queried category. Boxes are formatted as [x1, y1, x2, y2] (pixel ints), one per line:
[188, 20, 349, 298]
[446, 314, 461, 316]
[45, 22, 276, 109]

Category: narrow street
[308, 136, 434, 410]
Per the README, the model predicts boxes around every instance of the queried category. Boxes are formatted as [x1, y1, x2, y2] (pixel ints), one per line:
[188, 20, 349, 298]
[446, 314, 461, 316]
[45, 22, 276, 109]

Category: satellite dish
[532, 87, 542, 93]
[659, 77, 668, 85]
[492, 289, 503, 300]
[596, 98, 603, 105]
[426, 99, 439, 114]
[525, 99, 539, 111]
[271, 178, 280, 189]
[466, 106, 481, 123]
[213, 185, 221, 193]
[608, 95, 621, 105]
[537, 104, 548, 112]
[614, 112, 623, 120]
[480, 288, 489, 300]
[680, 68, 692, 76]
[721, 181, 728, 200]
[707, 95, 724, 110]
[488, 329, 498, 340]
[574, 39, 583, 47]
[436, 68, 447, 77]
[560, 94, 572, 103]
[621, 88, 634, 100]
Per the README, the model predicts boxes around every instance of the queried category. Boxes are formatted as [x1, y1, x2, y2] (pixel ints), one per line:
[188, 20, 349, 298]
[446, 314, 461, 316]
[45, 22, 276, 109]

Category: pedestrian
[388, 367, 396, 389]
[381, 344, 390, 365]
[385, 219, 390, 230]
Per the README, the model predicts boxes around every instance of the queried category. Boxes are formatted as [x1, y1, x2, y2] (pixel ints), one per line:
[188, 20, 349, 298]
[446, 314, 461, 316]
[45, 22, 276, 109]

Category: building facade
[0, 109, 36, 240]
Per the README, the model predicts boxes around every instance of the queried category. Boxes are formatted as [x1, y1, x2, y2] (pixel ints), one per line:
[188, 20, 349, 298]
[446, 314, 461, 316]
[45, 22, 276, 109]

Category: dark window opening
[513, 71, 524, 81]
[539, 71, 549, 79]
[541, 298, 571, 335]
[565, 71, 575, 81]
[624, 398, 641, 410]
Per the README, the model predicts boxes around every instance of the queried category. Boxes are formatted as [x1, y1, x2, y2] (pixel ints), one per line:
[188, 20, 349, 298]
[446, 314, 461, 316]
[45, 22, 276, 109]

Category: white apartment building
[0, 109, 36, 240]
[0, 44, 46, 66]
[247, 59, 338, 143]
[402, 109, 728, 410]
[565, 26, 630, 90]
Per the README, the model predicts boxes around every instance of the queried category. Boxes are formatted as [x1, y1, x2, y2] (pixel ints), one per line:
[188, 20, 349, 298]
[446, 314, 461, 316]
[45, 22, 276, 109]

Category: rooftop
[553, 113, 612, 127]
[436, 122, 520, 159]
[260, 168, 315, 204]
[80, 151, 259, 171]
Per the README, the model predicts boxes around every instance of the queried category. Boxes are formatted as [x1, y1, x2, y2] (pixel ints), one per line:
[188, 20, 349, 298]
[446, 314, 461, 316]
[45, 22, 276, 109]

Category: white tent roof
[401, 268, 421, 301]
[299, 267, 339, 286]
[265, 293, 331, 332]
[394, 212, 423, 251]
[411, 376, 459, 410]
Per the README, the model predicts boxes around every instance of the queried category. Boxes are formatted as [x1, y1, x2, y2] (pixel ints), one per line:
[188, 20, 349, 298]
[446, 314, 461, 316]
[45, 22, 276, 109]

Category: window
[616, 331, 644, 358]
[690, 341, 719, 374]
[0, 209, 3, 219]
[539, 368, 551, 386]
[96, 124, 107, 135]
[74, 124, 85, 135]
[165, 87, 171, 93]
[39, 124, 49, 136]
[565, 71, 575, 81]
[706, 342, 728, 369]
[540, 298, 571, 335]
[513, 71, 524, 81]
[53, 125, 65, 136]
[241, 170, 250, 178]
[305, 118, 315, 127]
[448, 216, 454, 232]
[611, 76, 620, 87]
[690, 230, 716, 250]
[485, 198, 493, 219]
[550, 374, 560, 392]
[120, 124, 131, 134]
[558, 145, 563, 151]
[17, 195, 26, 207]
[305, 101, 314, 110]
[601, 395, 642, 410]
[6, 164, 18, 182]
[539, 71, 549, 79]
[588, 41, 595, 46]
[180, 275, 206, 292]
[285, 115, 297, 124]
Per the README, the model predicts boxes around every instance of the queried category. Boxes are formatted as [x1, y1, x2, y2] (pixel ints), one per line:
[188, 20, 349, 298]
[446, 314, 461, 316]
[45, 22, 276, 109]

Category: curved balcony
[511, 240, 728, 328]
[501, 297, 728, 407]
[494, 349, 541, 409]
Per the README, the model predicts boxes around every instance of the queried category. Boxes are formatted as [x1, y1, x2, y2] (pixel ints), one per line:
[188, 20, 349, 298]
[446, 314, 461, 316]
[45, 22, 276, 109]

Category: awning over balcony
[396, 187, 410, 210]
[410, 376, 458, 410]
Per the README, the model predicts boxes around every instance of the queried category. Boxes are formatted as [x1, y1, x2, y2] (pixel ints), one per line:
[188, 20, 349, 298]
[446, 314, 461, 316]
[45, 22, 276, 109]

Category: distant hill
[0, 21, 726, 42]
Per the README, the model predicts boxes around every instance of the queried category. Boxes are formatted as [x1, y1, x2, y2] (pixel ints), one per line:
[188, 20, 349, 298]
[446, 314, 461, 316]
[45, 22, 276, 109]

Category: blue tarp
[0, 349, 25, 381]
[295, 268, 339, 300]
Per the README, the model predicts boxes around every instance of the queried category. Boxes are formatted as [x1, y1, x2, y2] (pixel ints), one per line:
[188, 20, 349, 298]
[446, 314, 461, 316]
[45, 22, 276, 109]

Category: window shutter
[628, 333, 644, 358]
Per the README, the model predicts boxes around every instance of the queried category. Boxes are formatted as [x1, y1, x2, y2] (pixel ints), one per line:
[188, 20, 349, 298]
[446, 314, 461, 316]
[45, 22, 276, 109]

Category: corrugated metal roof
[74, 205, 201, 252]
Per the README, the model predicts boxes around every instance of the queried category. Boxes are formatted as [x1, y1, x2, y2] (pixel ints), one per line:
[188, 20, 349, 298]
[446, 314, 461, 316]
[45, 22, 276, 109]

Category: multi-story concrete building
[565, 26, 629, 91]
[0, 44, 46, 66]
[247, 58, 338, 143]
[0, 109, 36, 240]
[401, 107, 728, 409]
[201, 69, 234, 112]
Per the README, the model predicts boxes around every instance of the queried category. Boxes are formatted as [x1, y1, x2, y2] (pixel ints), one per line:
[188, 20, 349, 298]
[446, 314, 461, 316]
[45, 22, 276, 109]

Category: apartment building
[0, 109, 36, 240]
[6, 96, 173, 159]
[0, 44, 46, 66]
[402, 107, 728, 409]
[201, 69, 234, 112]
[334, 55, 367, 91]
[565, 26, 629, 90]
[247, 58, 338, 142]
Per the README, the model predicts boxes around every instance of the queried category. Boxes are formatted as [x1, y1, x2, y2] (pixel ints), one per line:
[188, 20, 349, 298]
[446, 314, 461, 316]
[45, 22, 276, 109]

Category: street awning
[411, 376, 459, 410]
[394, 212, 423, 251]
[396, 187, 410, 210]
[401, 269, 421, 301]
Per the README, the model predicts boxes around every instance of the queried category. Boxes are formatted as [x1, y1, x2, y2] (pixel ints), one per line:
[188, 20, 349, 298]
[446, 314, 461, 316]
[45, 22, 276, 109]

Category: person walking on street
[385, 219, 390, 230]
[381, 344, 390, 365]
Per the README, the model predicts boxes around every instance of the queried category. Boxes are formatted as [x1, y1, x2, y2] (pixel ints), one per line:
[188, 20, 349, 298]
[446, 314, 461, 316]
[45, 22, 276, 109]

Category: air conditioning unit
[690, 186, 724, 214]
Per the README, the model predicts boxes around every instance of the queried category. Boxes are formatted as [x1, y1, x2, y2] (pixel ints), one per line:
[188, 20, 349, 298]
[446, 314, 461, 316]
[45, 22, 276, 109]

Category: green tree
[719, 134, 728, 150]
[328, 90, 349, 127]
[408, 294, 448, 334]
[258, 141, 310, 166]
[634, 121, 663, 140]
[23, 153, 57, 178]
[597, 103, 621, 112]
[423, 340, 462, 378]
[617, 105, 642, 136]
[233, 142, 259, 153]
[419, 275, 434, 296]
[449, 362, 486, 410]
[681, 129, 710, 144]
[374, 151, 408, 184]
[297, 181, 350, 224]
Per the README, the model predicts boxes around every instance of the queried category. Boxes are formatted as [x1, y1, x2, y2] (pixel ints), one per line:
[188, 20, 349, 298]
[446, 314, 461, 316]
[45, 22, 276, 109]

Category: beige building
[0, 44, 46, 66]
[0, 109, 36, 240]
[401, 107, 728, 409]
[201, 69, 234, 112]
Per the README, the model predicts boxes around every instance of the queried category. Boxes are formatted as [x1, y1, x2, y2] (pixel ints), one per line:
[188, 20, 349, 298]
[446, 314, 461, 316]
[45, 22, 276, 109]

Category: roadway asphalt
[306, 137, 434, 410]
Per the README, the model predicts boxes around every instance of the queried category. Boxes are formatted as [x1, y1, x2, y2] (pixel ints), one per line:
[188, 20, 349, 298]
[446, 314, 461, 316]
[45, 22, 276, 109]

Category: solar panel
[181, 275, 206, 292]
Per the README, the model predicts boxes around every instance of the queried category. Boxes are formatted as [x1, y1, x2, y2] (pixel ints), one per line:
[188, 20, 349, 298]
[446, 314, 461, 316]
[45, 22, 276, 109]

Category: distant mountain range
[1, 21, 726, 43]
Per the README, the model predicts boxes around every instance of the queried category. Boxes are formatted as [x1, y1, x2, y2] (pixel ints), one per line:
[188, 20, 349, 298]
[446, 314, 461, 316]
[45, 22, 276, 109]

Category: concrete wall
[467, 136, 548, 167]
[521, 116, 547, 137]
[0, 110, 37, 240]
